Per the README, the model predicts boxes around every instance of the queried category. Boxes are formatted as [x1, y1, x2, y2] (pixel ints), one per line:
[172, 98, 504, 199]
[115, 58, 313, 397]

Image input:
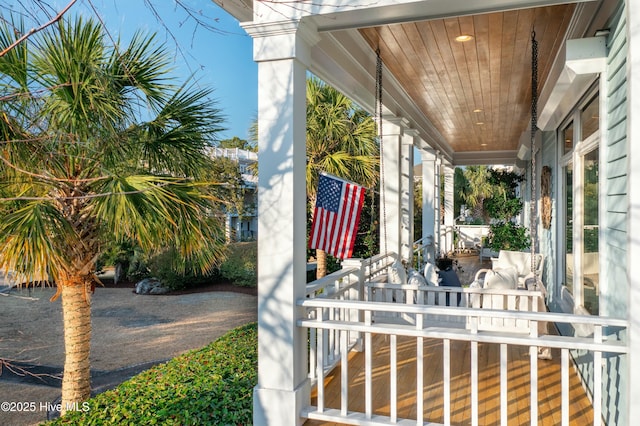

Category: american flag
[309, 173, 365, 260]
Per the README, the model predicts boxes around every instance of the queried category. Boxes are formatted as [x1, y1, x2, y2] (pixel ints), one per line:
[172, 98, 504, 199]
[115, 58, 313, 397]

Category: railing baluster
[530, 345, 538, 426]
[562, 348, 569, 426]
[317, 307, 324, 413]
[341, 330, 348, 416]
[417, 336, 424, 424]
[390, 334, 397, 423]
[471, 340, 479, 426]
[500, 343, 508, 426]
[594, 326, 603, 426]
[365, 311, 372, 420]
[444, 338, 451, 426]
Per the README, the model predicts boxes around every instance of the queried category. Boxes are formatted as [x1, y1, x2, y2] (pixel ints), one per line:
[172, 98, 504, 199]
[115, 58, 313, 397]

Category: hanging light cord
[530, 30, 539, 279]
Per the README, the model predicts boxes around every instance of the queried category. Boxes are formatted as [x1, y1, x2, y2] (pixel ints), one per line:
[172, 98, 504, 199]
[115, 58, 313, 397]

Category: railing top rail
[305, 267, 359, 296]
[298, 298, 628, 328]
[297, 318, 628, 353]
[365, 282, 542, 296]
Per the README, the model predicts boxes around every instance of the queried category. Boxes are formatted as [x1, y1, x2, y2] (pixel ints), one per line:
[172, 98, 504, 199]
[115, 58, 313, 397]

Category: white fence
[298, 298, 627, 426]
[298, 253, 628, 426]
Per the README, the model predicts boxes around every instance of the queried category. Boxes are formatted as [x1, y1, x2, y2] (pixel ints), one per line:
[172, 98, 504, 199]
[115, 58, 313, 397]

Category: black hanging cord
[530, 30, 539, 278]
[375, 48, 388, 257]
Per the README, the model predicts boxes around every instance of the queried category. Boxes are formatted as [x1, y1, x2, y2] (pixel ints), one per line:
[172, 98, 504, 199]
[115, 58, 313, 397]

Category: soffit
[357, 4, 576, 155]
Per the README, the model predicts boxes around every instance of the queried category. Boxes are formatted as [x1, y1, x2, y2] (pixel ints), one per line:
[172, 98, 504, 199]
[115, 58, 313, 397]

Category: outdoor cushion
[423, 262, 439, 286]
[388, 259, 407, 284]
[407, 269, 427, 286]
[484, 267, 518, 289]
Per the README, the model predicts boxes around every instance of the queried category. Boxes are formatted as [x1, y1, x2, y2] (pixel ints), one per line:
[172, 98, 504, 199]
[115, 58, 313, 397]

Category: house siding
[602, 2, 628, 424]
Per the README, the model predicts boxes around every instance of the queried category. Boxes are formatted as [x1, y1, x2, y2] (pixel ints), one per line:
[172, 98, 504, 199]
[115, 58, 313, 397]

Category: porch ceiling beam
[453, 150, 518, 166]
[309, 0, 598, 33]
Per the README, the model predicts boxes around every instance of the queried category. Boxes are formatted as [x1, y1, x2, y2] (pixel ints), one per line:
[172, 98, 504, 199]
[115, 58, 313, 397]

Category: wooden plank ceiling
[359, 4, 575, 154]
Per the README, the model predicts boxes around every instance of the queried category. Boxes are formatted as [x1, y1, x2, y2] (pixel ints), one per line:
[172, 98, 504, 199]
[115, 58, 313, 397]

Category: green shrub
[218, 242, 257, 287]
[488, 221, 530, 252]
[48, 323, 258, 425]
[146, 247, 219, 291]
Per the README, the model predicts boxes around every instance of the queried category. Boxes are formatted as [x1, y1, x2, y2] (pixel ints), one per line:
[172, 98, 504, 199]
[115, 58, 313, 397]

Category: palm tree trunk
[60, 280, 92, 415]
[316, 249, 327, 279]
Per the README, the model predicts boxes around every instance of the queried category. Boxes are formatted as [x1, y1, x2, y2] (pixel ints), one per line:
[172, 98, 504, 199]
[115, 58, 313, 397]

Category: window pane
[564, 164, 573, 294]
[581, 95, 599, 140]
[562, 122, 574, 155]
[583, 148, 599, 315]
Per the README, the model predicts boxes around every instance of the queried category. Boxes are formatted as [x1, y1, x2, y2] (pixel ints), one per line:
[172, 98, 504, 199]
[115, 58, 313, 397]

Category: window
[562, 121, 574, 155]
[580, 94, 599, 140]
[559, 87, 600, 315]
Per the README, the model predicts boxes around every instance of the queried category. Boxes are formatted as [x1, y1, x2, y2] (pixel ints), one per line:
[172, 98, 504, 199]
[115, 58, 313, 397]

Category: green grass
[48, 323, 257, 425]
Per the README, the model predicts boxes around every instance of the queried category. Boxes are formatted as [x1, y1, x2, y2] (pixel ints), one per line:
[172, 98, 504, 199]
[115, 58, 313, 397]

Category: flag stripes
[309, 174, 365, 260]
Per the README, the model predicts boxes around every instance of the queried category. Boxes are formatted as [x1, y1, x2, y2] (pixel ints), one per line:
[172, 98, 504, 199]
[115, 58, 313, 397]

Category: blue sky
[3, 0, 257, 141]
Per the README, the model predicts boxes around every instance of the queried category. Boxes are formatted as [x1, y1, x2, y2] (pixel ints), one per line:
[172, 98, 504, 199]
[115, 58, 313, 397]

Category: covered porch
[212, 0, 640, 424]
[298, 252, 625, 425]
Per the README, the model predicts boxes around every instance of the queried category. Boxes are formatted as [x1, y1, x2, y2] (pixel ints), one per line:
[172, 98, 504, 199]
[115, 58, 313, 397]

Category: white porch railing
[366, 282, 544, 333]
[298, 298, 627, 426]
[304, 259, 364, 384]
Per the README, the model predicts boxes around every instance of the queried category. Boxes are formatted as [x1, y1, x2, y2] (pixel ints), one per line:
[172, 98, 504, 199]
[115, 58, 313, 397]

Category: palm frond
[0, 201, 72, 281]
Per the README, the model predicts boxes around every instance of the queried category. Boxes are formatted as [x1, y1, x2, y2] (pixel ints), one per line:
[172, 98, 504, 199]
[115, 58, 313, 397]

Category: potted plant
[485, 170, 530, 253]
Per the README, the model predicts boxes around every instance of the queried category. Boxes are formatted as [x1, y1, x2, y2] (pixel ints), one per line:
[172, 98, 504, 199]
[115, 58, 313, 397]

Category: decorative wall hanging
[541, 165, 552, 229]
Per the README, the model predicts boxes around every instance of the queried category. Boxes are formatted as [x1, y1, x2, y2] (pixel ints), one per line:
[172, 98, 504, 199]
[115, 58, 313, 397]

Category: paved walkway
[0, 285, 257, 425]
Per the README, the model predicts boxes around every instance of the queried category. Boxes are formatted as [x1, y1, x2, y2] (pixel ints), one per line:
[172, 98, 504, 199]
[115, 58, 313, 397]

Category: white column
[225, 214, 233, 243]
[627, 0, 640, 422]
[443, 165, 455, 255]
[380, 117, 404, 258]
[401, 129, 417, 263]
[421, 150, 437, 264]
[243, 20, 315, 426]
[435, 155, 442, 256]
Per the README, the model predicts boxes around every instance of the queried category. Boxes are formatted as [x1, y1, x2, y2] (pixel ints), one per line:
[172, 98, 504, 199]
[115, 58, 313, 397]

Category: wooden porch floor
[305, 334, 594, 425]
[305, 253, 595, 425]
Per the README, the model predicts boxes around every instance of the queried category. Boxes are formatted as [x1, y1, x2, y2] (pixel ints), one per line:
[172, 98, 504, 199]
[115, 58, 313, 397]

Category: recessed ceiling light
[476, 121, 484, 125]
[455, 35, 474, 42]
[473, 108, 482, 113]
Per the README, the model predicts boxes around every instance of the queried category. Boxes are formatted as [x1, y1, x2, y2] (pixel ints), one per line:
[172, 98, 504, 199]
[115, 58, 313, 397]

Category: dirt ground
[0, 279, 257, 426]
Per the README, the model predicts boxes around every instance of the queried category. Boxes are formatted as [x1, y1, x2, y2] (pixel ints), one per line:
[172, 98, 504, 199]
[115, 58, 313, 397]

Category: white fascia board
[566, 36, 608, 74]
[309, 0, 598, 32]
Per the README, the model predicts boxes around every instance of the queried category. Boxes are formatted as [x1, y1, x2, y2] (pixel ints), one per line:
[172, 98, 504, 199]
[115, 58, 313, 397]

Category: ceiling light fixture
[473, 108, 482, 113]
[455, 34, 474, 42]
[476, 121, 484, 125]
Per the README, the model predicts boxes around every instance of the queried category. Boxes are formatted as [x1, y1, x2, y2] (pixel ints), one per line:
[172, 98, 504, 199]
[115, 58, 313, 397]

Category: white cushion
[468, 279, 483, 308]
[407, 269, 427, 286]
[423, 262, 439, 286]
[388, 260, 407, 284]
[485, 267, 518, 289]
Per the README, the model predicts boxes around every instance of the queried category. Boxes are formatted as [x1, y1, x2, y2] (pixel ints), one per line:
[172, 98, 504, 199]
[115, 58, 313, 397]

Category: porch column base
[253, 379, 311, 426]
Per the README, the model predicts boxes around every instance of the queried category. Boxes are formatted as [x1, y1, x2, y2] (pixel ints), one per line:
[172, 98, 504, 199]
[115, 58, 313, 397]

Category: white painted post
[443, 165, 455, 255]
[435, 155, 442, 256]
[380, 117, 404, 258]
[628, 1, 640, 424]
[422, 149, 437, 264]
[243, 19, 316, 426]
[401, 130, 417, 264]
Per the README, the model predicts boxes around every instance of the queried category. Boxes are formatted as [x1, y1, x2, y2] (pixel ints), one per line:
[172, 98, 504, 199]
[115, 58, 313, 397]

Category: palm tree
[306, 77, 379, 278]
[461, 165, 494, 223]
[0, 17, 226, 413]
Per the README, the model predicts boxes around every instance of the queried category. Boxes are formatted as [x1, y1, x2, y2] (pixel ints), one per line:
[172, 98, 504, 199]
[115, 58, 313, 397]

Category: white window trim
[557, 85, 601, 315]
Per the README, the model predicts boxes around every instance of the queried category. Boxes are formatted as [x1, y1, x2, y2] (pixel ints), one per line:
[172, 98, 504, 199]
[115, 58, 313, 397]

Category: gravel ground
[0, 283, 257, 426]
